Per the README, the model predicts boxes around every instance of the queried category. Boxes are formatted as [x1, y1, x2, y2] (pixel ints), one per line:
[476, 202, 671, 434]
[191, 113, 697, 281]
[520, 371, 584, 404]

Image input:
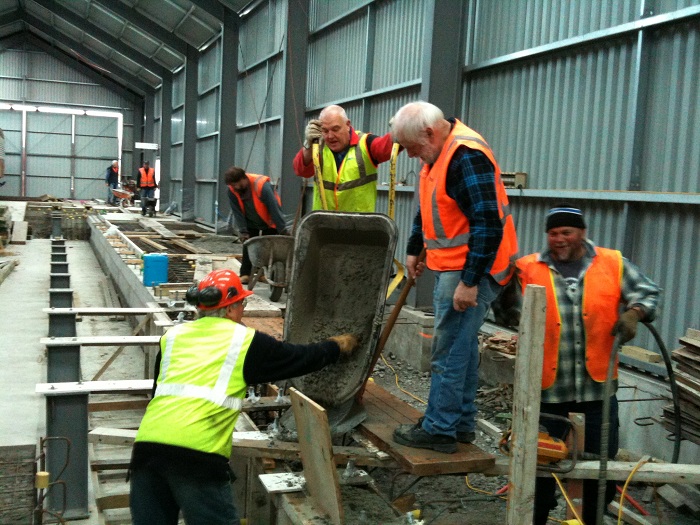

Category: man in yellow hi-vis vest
[129, 269, 358, 525]
[516, 204, 659, 525]
[293, 104, 395, 212]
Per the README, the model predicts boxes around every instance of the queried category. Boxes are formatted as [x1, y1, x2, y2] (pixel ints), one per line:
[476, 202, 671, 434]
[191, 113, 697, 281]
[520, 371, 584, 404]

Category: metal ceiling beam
[92, 0, 189, 56]
[0, 9, 20, 27]
[24, 13, 154, 95]
[26, 33, 143, 103]
[188, 0, 225, 19]
[32, 0, 168, 79]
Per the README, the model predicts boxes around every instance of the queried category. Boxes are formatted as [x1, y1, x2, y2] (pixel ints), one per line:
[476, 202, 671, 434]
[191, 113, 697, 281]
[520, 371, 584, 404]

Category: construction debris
[665, 328, 700, 445]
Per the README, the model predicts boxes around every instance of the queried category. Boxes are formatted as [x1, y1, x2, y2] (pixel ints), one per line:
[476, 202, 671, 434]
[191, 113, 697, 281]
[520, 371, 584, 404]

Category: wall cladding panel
[307, 17, 367, 106]
[173, 71, 186, 108]
[237, 66, 269, 125]
[310, 0, 370, 29]
[199, 40, 221, 93]
[469, 0, 639, 63]
[373, 0, 424, 89]
[195, 182, 217, 224]
[196, 137, 219, 181]
[466, 38, 636, 191]
[171, 144, 184, 181]
[640, 20, 700, 193]
[197, 90, 220, 136]
[171, 108, 185, 143]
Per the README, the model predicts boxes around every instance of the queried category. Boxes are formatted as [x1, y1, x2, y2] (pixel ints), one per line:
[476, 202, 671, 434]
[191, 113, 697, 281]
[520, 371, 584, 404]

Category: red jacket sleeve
[293, 149, 315, 178]
[366, 132, 395, 165]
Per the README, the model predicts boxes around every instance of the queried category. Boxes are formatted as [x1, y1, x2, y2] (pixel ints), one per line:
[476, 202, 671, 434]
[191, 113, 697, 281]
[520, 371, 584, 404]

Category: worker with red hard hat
[129, 269, 358, 525]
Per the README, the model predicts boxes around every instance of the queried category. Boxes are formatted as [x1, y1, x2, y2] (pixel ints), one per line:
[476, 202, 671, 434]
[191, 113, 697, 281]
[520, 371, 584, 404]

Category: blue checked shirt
[406, 130, 504, 286]
[530, 239, 661, 403]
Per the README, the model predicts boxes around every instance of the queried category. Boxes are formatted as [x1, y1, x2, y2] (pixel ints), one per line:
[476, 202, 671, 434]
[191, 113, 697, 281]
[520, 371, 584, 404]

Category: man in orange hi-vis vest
[136, 160, 158, 216]
[517, 204, 659, 525]
[390, 101, 518, 454]
[224, 166, 289, 284]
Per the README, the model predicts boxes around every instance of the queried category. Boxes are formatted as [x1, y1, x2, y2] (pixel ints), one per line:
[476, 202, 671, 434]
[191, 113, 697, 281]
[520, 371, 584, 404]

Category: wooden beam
[506, 285, 546, 525]
[170, 238, 211, 254]
[40, 335, 161, 347]
[290, 387, 344, 525]
[485, 458, 700, 484]
[88, 399, 150, 412]
[37, 379, 153, 396]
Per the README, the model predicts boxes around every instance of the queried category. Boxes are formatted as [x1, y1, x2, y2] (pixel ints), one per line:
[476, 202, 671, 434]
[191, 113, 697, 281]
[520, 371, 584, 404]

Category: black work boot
[456, 431, 476, 444]
[393, 419, 457, 454]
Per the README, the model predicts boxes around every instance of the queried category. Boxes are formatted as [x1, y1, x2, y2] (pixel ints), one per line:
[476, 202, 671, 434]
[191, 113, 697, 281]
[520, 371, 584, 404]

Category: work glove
[303, 119, 323, 150]
[329, 334, 359, 355]
[611, 309, 641, 344]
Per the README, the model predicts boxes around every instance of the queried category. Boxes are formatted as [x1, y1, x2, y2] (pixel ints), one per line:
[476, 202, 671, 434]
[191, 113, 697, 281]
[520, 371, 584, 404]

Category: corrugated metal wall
[464, 0, 700, 354]
[0, 45, 136, 199]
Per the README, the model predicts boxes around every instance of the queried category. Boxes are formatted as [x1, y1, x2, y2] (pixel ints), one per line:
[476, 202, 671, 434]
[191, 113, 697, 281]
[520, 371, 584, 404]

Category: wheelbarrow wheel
[268, 261, 285, 302]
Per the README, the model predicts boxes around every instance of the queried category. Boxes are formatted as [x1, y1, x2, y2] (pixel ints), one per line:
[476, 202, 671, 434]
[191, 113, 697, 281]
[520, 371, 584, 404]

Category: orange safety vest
[516, 247, 623, 390]
[419, 120, 517, 284]
[139, 167, 156, 187]
[228, 173, 281, 230]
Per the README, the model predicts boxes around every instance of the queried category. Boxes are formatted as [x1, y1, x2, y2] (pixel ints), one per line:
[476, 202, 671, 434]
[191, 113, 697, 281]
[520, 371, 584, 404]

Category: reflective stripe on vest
[314, 132, 378, 212]
[155, 322, 247, 411]
[516, 248, 622, 389]
[420, 120, 518, 283]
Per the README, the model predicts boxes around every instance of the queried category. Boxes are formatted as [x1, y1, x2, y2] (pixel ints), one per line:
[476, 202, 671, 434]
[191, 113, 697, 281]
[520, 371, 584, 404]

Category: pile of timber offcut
[0, 205, 10, 246]
[664, 328, 700, 445]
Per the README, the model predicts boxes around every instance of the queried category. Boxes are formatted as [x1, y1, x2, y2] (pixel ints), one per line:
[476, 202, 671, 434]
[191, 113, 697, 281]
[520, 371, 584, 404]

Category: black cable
[643, 321, 681, 463]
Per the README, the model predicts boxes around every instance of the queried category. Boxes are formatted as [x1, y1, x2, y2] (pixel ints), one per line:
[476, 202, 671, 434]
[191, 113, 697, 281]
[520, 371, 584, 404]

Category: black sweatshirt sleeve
[242, 331, 341, 385]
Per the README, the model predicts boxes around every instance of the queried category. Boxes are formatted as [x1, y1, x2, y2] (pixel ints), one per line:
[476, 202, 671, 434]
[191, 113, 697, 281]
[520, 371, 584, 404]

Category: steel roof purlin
[31, 0, 169, 79]
[92, 0, 190, 57]
[23, 12, 155, 94]
[25, 33, 144, 103]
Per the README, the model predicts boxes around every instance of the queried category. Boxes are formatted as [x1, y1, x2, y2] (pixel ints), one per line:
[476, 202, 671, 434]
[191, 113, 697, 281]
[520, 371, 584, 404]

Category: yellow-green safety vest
[135, 317, 254, 457]
[314, 133, 378, 212]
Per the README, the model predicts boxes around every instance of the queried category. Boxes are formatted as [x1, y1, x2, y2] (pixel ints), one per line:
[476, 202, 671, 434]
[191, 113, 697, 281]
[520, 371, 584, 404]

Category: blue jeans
[130, 467, 240, 525]
[107, 182, 118, 204]
[422, 272, 501, 436]
[141, 187, 156, 213]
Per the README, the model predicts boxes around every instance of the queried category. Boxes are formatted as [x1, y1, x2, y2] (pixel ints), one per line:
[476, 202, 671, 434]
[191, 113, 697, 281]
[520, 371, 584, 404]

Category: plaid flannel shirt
[534, 239, 660, 403]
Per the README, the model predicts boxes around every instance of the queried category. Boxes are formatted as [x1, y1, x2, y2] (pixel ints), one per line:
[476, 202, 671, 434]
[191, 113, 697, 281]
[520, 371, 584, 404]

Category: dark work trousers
[533, 397, 619, 525]
[240, 227, 278, 277]
[129, 466, 240, 525]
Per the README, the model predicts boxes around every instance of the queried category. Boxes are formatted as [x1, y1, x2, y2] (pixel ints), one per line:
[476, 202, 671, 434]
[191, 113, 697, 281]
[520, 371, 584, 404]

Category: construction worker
[129, 268, 358, 525]
[516, 204, 660, 525]
[390, 101, 518, 453]
[224, 166, 290, 284]
[293, 104, 394, 212]
[105, 160, 119, 205]
[136, 160, 157, 216]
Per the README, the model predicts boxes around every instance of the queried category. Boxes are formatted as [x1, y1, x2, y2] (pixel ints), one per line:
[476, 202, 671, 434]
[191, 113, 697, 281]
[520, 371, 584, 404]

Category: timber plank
[10, 221, 28, 244]
[40, 335, 161, 347]
[170, 238, 211, 254]
[359, 382, 495, 476]
[290, 388, 343, 525]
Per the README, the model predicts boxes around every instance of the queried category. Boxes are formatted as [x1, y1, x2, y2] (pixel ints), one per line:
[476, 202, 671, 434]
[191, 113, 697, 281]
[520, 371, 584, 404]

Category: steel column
[45, 393, 89, 519]
[46, 345, 81, 383]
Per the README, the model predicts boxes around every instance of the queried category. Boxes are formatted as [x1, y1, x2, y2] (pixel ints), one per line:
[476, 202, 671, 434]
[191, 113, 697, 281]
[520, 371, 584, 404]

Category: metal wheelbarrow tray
[282, 212, 397, 432]
[244, 234, 294, 301]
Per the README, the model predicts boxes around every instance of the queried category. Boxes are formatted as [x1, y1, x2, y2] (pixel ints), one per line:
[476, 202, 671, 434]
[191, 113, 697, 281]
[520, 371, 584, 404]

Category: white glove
[303, 119, 323, 149]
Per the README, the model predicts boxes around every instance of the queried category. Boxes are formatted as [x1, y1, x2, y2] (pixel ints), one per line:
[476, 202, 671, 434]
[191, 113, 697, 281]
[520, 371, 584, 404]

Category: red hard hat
[186, 269, 253, 310]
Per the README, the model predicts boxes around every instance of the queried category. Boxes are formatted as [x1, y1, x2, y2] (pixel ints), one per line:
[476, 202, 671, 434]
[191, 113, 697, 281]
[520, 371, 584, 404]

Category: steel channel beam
[48, 312, 77, 338]
[46, 344, 81, 383]
[49, 289, 74, 308]
[45, 393, 90, 519]
[51, 253, 67, 263]
[50, 274, 70, 289]
[50, 262, 69, 274]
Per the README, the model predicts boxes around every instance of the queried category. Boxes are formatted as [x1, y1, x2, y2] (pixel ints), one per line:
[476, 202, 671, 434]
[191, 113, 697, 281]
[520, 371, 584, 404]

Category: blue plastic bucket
[143, 253, 169, 286]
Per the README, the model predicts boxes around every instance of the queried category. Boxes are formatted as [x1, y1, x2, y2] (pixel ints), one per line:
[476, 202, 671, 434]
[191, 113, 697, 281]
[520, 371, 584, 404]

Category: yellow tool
[499, 427, 569, 465]
[385, 142, 405, 299]
[311, 141, 328, 210]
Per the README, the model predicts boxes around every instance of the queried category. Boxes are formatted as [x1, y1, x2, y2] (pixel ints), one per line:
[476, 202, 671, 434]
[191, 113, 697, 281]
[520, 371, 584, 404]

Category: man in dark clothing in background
[105, 160, 119, 205]
[224, 166, 289, 284]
